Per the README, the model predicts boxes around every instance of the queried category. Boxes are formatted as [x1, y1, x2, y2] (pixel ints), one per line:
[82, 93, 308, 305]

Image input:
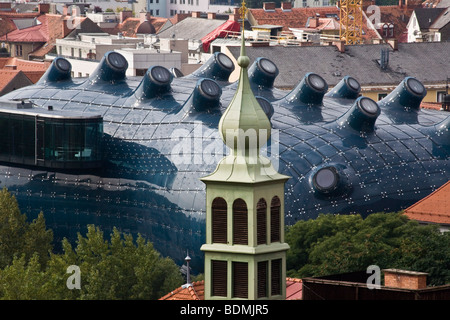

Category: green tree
[44, 225, 183, 300]
[286, 212, 450, 285]
[0, 188, 53, 269]
[0, 254, 49, 299]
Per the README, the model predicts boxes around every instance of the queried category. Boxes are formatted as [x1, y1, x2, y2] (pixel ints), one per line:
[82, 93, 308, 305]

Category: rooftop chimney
[384, 269, 428, 290]
[38, 3, 50, 14]
[388, 38, 398, 51]
[207, 12, 216, 19]
[191, 11, 201, 18]
[281, 2, 292, 11]
[139, 11, 151, 23]
[263, 2, 276, 11]
[334, 40, 345, 53]
[120, 10, 133, 24]
[309, 17, 319, 28]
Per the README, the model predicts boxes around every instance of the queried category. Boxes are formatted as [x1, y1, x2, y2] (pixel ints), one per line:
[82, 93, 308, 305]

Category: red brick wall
[384, 270, 427, 290]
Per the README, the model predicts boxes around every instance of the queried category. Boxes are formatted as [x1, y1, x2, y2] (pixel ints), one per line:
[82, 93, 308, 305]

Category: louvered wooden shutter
[257, 198, 267, 245]
[212, 260, 227, 297]
[270, 196, 281, 243]
[233, 262, 248, 298]
[257, 261, 268, 298]
[233, 199, 248, 245]
[212, 197, 227, 244]
[271, 259, 281, 296]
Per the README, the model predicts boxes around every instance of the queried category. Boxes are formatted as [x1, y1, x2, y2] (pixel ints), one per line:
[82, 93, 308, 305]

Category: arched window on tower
[212, 197, 227, 244]
[270, 196, 281, 243]
[233, 198, 248, 245]
[257, 198, 267, 245]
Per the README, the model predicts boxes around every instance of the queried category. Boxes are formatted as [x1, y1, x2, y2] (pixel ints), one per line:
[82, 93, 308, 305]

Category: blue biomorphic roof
[1, 51, 449, 270]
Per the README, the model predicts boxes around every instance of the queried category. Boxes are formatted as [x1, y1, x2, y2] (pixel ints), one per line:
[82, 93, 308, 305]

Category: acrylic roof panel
[0, 50, 450, 272]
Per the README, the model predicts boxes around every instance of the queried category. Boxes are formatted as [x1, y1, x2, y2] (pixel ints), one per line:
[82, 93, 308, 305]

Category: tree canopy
[0, 188, 183, 300]
[286, 212, 450, 286]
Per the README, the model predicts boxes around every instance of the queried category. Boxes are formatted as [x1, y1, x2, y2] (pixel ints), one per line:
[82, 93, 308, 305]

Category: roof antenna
[181, 251, 192, 288]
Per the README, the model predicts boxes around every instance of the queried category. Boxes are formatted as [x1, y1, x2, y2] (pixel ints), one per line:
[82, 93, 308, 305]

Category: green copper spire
[202, 2, 289, 184]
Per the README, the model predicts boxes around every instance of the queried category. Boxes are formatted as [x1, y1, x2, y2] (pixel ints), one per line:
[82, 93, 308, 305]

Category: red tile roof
[159, 281, 205, 300]
[0, 69, 33, 95]
[421, 101, 444, 110]
[248, 6, 340, 31]
[248, 5, 415, 42]
[404, 181, 450, 225]
[0, 22, 48, 42]
[0, 57, 49, 83]
[159, 278, 303, 300]
[102, 17, 169, 37]
[286, 278, 303, 300]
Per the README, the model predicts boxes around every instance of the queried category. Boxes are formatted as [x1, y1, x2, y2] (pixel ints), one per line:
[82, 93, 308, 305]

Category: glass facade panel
[0, 110, 102, 168]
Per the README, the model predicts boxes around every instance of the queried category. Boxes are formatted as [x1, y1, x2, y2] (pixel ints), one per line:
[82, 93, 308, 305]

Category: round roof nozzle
[37, 57, 72, 84]
[358, 97, 379, 116]
[346, 76, 361, 92]
[256, 96, 274, 119]
[135, 65, 173, 99]
[258, 58, 278, 75]
[55, 57, 71, 73]
[106, 51, 128, 71]
[307, 73, 327, 92]
[170, 67, 184, 78]
[217, 52, 234, 70]
[325, 76, 361, 100]
[406, 77, 425, 96]
[313, 167, 340, 193]
[285, 72, 328, 107]
[337, 96, 380, 132]
[150, 66, 172, 84]
[248, 57, 279, 89]
[199, 78, 221, 98]
[378, 77, 427, 123]
[190, 78, 222, 112]
[191, 52, 235, 82]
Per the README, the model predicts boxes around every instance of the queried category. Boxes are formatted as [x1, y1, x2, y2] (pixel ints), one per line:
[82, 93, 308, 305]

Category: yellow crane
[339, 0, 363, 44]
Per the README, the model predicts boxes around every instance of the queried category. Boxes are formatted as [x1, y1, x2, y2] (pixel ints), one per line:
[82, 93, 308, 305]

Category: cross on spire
[239, 0, 248, 31]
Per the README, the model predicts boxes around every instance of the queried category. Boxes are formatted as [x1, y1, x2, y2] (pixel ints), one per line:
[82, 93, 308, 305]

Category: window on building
[0, 111, 103, 169]
[270, 196, 281, 242]
[232, 262, 248, 298]
[71, 48, 74, 57]
[212, 197, 227, 244]
[257, 198, 267, 245]
[257, 261, 268, 298]
[150, 9, 153, 15]
[378, 93, 388, 100]
[156, 9, 159, 15]
[271, 259, 281, 296]
[15, 45, 22, 57]
[233, 198, 248, 245]
[437, 91, 447, 102]
[212, 260, 227, 297]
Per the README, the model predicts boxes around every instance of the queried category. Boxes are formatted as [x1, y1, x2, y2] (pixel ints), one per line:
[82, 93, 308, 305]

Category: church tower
[200, 1, 290, 300]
